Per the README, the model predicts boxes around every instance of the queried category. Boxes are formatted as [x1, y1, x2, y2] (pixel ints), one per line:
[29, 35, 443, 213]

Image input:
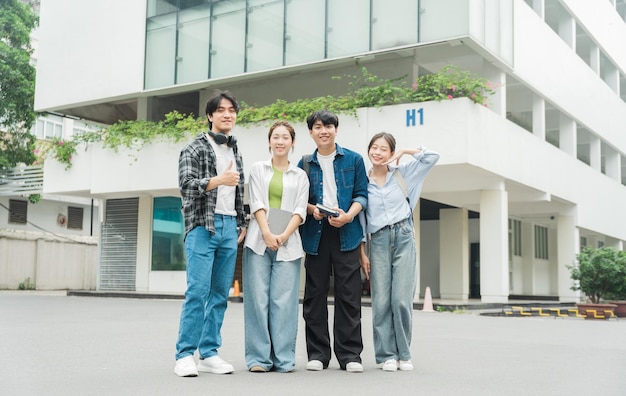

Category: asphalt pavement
[1, 291, 625, 396]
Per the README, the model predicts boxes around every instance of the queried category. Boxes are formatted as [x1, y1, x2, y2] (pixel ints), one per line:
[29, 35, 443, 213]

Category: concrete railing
[0, 229, 98, 290]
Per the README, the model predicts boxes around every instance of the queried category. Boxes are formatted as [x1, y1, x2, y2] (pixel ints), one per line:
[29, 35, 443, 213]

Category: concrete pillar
[557, 215, 579, 302]
[413, 201, 422, 302]
[590, 45, 600, 74]
[479, 188, 509, 303]
[532, 95, 545, 141]
[135, 196, 153, 292]
[605, 63, 620, 94]
[589, 134, 601, 172]
[605, 146, 621, 182]
[558, 10, 575, 49]
[559, 114, 576, 157]
[137, 97, 149, 121]
[439, 208, 469, 300]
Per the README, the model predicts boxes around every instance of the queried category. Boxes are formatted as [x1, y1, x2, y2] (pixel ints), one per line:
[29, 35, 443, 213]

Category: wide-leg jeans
[243, 247, 301, 372]
[369, 218, 416, 363]
[303, 222, 363, 369]
[175, 215, 238, 361]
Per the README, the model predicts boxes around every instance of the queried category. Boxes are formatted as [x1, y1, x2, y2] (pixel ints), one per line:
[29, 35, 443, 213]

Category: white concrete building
[34, 0, 626, 302]
[1, 0, 99, 291]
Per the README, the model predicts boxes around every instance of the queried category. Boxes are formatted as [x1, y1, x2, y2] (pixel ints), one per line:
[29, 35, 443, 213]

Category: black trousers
[303, 221, 363, 369]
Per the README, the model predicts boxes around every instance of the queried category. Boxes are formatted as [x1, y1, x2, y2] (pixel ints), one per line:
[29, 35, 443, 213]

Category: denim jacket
[298, 144, 368, 254]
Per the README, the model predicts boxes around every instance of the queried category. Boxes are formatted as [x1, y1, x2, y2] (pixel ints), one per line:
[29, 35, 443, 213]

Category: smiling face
[368, 137, 394, 166]
[309, 120, 337, 155]
[208, 98, 237, 134]
[269, 124, 294, 157]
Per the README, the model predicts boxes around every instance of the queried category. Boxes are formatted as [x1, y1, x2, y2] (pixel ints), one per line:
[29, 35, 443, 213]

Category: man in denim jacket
[298, 110, 368, 373]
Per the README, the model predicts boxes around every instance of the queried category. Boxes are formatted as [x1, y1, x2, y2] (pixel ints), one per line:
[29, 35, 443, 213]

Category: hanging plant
[45, 64, 499, 169]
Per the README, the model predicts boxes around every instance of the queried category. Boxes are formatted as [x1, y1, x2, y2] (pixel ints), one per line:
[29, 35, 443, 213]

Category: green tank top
[268, 167, 284, 209]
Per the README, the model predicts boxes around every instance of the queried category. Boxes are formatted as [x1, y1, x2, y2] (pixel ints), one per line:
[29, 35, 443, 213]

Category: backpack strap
[301, 154, 311, 176]
[392, 169, 409, 204]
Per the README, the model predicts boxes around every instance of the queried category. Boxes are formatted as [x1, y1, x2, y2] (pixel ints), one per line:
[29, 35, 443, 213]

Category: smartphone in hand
[316, 203, 340, 217]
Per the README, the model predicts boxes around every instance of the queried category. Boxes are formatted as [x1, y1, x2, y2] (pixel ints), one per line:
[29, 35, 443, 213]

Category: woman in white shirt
[360, 132, 439, 372]
[243, 121, 309, 373]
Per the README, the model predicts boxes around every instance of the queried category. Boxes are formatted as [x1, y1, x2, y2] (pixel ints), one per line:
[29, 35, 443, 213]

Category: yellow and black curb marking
[502, 306, 617, 319]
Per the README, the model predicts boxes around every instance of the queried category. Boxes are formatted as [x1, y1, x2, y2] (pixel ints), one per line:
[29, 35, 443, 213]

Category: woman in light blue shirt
[360, 132, 439, 372]
[243, 121, 309, 373]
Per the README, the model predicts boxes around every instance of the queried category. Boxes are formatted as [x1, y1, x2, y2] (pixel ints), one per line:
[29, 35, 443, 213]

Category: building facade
[34, 0, 626, 302]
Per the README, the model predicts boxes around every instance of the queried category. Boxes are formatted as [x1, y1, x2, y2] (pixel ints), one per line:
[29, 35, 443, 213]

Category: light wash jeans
[369, 218, 416, 363]
[243, 247, 301, 372]
[175, 215, 238, 361]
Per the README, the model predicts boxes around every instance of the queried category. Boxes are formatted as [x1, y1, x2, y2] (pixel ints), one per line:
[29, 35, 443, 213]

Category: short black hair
[205, 90, 240, 128]
[306, 110, 339, 130]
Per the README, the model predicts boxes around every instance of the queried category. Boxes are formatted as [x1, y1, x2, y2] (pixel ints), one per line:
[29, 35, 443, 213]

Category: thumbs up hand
[220, 160, 240, 186]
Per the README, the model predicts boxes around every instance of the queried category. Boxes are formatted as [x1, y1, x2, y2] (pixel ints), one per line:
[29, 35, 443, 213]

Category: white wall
[0, 196, 99, 237]
[513, 1, 626, 153]
[43, 99, 626, 243]
[34, 0, 147, 111]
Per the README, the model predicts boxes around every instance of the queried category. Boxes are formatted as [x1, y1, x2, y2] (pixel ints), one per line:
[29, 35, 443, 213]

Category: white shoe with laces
[174, 355, 198, 377]
[198, 355, 234, 374]
[382, 359, 398, 372]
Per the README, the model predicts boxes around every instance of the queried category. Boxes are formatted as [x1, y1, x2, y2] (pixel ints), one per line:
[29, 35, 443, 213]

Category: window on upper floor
[8, 199, 27, 224]
[32, 118, 63, 140]
[616, 0, 626, 22]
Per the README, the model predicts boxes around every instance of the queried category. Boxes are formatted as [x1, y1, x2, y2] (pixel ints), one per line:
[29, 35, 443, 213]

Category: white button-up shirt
[244, 159, 310, 261]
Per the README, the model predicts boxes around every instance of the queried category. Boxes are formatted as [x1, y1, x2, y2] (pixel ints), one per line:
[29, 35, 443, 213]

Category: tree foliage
[569, 247, 626, 303]
[0, 0, 39, 168]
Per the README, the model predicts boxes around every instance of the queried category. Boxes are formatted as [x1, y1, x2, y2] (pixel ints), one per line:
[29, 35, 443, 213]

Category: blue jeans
[175, 216, 238, 361]
[369, 218, 416, 363]
[243, 247, 301, 372]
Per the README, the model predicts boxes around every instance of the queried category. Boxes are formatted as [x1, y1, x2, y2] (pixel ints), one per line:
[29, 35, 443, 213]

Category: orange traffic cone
[233, 280, 241, 297]
[422, 286, 434, 312]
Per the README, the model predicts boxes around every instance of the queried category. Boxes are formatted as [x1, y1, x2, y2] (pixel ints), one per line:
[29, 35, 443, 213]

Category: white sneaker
[306, 360, 324, 371]
[198, 355, 234, 374]
[382, 359, 398, 372]
[398, 360, 414, 371]
[174, 356, 198, 377]
[346, 362, 363, 373]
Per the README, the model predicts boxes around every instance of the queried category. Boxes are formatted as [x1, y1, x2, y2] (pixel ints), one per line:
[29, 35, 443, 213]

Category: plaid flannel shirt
[178, 133, 247, 236]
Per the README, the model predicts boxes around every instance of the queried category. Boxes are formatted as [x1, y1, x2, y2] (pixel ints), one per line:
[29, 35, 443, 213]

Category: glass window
[152, 197, 186, 271]
[246, 0, 284, 72]
[34, 119, 45, 139]
[327, 0, 369, 58]
[534, 225, 548, 260]
[145, 13, 177, 89]
[177, 4, 211, 84]
[371, 0, 418, 50]
[147, 0, 177, 17]
[509, 219, 522, 256]
[284, 0, 325, 65]
[210, 1, 246, 78]
[419, 0, 468, 43]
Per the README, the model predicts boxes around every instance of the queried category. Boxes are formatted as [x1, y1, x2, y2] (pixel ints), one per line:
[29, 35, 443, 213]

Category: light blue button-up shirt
[364, 148, 440, 234]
